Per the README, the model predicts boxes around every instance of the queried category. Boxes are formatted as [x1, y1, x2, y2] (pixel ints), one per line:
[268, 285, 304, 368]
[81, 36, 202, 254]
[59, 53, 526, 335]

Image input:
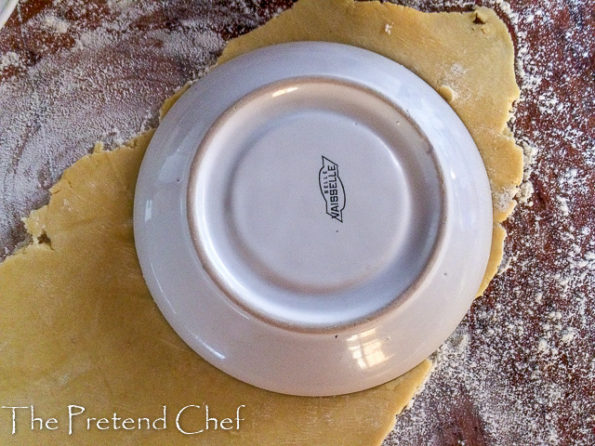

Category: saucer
[133, 42, 492, 396]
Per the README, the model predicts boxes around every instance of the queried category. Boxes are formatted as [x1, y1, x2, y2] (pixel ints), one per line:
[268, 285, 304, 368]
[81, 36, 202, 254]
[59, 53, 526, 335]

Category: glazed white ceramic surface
[133, 42, 493, 396]
[0, 0, 17, 29]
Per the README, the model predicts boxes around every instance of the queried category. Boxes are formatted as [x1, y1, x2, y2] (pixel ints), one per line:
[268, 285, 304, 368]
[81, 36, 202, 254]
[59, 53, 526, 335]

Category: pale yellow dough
[0, 0, 521, 444]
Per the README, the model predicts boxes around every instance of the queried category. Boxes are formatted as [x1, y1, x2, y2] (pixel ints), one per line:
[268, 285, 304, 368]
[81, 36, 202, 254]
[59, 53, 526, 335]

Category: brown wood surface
[0, 1, 593, 445]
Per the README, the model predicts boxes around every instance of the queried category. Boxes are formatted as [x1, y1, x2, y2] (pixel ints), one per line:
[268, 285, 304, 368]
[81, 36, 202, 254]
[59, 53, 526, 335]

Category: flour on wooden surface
[385, 1, 594, 445]
[0, 0, 272, 255]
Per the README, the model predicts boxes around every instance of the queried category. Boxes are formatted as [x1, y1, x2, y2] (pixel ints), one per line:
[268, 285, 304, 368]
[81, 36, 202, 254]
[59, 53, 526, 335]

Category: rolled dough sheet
[0, 0, 521, 444]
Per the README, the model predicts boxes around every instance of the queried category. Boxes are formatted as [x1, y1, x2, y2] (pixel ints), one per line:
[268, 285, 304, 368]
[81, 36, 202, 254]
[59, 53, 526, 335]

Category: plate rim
[0, 0, 18, 29]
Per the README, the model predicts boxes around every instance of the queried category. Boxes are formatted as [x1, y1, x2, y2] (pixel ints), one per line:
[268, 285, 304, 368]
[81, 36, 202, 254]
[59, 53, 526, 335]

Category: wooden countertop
[0, 1, 592, 444]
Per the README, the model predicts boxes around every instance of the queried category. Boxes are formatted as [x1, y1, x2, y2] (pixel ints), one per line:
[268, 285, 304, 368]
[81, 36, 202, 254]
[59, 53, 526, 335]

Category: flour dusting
[385, 1, 594, 445]
[0, 0, 279, 256]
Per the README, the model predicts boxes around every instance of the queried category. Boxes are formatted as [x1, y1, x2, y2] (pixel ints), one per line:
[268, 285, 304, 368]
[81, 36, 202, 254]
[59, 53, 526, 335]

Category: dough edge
[0, 0, 522, 444]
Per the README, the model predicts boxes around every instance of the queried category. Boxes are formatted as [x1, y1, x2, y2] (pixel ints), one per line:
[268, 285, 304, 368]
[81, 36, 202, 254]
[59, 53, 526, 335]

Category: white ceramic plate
[134, 42, 492, 396]
[0, 0, 17, 29]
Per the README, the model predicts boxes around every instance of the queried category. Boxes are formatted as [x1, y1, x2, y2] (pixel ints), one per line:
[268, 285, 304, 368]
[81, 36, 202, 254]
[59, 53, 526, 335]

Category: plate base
[188, 79, 443, 330]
